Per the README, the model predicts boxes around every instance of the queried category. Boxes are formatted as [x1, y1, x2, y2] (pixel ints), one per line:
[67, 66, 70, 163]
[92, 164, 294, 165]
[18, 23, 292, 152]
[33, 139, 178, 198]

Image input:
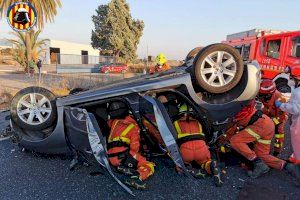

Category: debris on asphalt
[0, 125, 13, 141]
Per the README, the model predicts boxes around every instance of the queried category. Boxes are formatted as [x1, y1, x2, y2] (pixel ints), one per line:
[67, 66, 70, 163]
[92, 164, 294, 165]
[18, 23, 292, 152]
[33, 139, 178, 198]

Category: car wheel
[193, 43, 244, 94]
[185, 47, 202, 63]
[10, 87, 57, 131]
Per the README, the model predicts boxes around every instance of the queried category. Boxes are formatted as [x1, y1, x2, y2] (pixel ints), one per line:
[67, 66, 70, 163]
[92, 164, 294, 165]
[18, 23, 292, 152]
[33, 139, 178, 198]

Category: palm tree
[0, 0, 62, 73]
[7, 30, 49, 72]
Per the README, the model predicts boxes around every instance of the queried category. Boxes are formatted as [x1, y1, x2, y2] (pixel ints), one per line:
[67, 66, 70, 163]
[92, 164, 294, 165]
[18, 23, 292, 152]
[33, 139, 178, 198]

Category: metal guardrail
[56, 65, 100, 73]
[53, 54, 116, 65]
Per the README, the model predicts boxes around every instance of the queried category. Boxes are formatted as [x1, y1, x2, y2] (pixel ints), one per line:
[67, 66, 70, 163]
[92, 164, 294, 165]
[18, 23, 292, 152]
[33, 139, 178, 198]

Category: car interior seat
[94, 106, 110, 137]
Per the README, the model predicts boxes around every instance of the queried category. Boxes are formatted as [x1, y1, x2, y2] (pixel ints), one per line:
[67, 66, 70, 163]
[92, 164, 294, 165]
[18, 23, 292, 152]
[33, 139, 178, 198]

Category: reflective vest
[108, 119, 136, 145]
[173, 118, 205, 140]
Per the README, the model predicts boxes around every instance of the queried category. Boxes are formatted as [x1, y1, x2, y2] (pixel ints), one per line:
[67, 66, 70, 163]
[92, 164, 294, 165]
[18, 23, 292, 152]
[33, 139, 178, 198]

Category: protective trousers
[230, 115, 286, 170]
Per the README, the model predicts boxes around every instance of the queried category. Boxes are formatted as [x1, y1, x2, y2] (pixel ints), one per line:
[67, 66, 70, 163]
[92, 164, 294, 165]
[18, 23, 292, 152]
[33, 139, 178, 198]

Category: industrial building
[0, 38, 100, 65]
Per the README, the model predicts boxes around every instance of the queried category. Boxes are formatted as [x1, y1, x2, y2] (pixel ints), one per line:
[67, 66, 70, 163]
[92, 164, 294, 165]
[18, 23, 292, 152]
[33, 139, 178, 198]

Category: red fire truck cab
[224, 29, 300, 92]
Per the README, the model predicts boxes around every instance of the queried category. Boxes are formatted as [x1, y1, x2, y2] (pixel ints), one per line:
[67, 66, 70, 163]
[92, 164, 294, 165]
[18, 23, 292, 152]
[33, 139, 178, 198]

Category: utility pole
[146, 45, 149, 74]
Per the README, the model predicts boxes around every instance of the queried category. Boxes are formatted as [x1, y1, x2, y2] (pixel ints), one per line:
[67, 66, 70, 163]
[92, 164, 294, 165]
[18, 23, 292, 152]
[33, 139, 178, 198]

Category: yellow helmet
[179, 104, 188, 114]
[156, 53, 167, 66]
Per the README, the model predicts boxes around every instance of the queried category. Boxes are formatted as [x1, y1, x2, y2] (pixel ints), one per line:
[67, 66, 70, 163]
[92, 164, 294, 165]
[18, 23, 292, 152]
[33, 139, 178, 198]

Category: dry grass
[0, 90, 14, 110]
[40, 73, 125, 97]
[128, 60, 183, 73]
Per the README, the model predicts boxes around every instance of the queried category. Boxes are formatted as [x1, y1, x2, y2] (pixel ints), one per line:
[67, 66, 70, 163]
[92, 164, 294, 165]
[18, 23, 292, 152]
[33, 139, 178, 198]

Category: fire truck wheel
[193, 43, 244, 94]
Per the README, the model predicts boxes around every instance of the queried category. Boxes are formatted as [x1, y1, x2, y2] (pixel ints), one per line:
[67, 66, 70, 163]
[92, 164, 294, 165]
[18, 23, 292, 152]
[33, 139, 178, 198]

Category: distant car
[9, 43, 261, 195]
[99, 63, 128, 73]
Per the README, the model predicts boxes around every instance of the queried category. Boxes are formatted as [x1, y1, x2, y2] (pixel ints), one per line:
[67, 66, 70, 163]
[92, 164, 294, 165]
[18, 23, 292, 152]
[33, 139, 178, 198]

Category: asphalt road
[0, 112, 299, 200]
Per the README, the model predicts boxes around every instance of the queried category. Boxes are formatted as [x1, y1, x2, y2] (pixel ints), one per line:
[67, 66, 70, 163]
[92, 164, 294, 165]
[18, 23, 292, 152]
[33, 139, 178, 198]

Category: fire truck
[224, 29, 300, 92]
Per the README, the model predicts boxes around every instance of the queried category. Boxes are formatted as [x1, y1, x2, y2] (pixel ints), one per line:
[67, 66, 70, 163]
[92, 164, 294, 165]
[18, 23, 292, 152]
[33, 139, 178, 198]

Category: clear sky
[0, 0, 299, 60]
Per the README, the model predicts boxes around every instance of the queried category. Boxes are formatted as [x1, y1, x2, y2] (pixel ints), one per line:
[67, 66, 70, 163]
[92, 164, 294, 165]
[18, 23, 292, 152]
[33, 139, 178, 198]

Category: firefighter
[149, 53, 171, 74]
[107, 102, 155, 189]
[229, 101, 288, 178]
[258, 79, 288, 156]
[174, 104, 224, 187]
[142, 114, 164, 146]
[276, 70, 300, 186]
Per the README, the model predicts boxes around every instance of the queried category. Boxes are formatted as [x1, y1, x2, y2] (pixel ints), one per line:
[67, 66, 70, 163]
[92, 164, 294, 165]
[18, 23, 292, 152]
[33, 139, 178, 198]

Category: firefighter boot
[125, 176, 147, 190]
[248, 158, 270, 178]
[117, 166, 139, 176]
[210, 160, 224, 187]
[285, 163, 296, 176]
[296, 165, 300, 187]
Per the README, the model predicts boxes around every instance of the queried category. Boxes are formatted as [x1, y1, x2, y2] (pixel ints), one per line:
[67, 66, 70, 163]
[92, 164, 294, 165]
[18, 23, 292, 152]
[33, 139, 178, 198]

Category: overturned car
[10, 44, 261, 195]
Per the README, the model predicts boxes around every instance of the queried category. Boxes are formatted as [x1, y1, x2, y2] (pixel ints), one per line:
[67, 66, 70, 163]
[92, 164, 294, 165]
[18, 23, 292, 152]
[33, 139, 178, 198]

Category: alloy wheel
[200, 51, 237, 87]
[16, 93, 52, 125]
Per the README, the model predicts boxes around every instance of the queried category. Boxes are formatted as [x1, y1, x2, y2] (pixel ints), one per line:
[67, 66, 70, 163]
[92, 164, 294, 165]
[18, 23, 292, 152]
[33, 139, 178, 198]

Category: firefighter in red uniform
[107, 102, 155, 189]
[258, 79, 288, 156]
[174, 104, 224, 186]
[229, 101, 297, 178]
[149, 53, 171, 74]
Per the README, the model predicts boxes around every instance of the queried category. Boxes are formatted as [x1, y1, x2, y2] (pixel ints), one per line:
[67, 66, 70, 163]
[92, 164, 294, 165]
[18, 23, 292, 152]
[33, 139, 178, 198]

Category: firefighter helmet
[179, 104, 188, 114]
[109, 101, 128, 119]
[156, 53, 167, 66]
[259, 79, 276, 94]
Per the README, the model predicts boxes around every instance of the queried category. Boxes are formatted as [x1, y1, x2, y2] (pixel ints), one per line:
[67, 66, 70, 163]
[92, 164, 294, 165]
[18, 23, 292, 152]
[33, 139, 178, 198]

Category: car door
[64, 107, 135, 196]
[139, 95, 194, 179]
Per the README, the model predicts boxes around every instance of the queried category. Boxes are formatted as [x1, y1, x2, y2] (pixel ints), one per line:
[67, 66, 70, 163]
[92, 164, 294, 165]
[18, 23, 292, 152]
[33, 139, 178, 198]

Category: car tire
[193, 43, 244, 94]
[11, 87, 57, 131]
[186, 47, 202, 63]
[185, 47, 203, 67]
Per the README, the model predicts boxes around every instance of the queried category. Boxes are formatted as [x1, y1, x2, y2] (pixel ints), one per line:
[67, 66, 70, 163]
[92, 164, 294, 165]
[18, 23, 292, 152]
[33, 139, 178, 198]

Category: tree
[91, 0, 144, 62]
[0, 0, 61, 72]
[7, 30, 49, 72]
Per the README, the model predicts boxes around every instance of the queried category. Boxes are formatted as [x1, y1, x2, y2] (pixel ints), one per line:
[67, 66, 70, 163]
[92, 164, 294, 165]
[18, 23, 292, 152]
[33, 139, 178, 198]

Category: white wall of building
[50, 40, 99, 56]
[44, 39, 100, 65]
